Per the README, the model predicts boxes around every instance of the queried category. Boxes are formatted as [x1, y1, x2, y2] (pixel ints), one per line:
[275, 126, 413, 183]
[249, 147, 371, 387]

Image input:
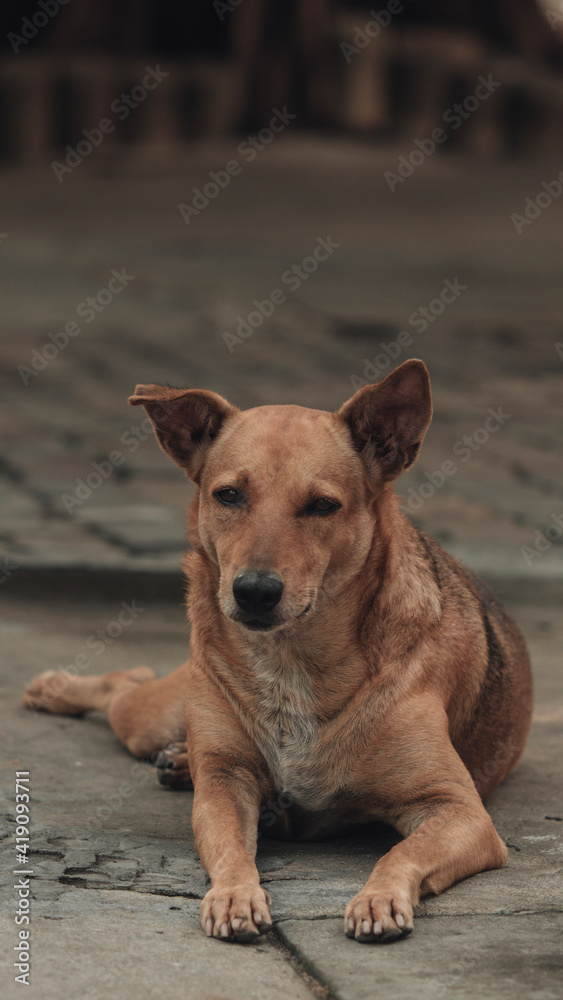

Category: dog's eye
[309, 497, 340, 514]
[214, 488, 242, 505]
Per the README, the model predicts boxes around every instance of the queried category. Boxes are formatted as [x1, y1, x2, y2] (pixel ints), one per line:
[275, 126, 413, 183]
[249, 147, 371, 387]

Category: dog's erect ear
[128, 385, 237, 483]
[336, 359, 432, 482]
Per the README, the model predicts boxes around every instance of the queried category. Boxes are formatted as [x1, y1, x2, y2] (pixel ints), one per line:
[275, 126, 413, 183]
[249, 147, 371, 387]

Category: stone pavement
[0, 595, 561, 1000]
[0, 135, 562, 596]
[0, 136, 562, 997]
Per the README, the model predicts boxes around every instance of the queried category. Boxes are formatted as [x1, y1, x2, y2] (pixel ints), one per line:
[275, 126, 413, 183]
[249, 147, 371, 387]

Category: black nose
[232, 570, 284, 616]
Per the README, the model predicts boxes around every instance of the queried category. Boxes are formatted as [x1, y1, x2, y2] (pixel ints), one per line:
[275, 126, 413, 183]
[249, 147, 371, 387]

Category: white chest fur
[248, 643, 331, 810]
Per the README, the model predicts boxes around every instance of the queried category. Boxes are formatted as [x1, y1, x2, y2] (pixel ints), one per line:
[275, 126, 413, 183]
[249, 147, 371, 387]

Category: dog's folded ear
[128, 385, 237, 483]
[336, 359, 432, 482]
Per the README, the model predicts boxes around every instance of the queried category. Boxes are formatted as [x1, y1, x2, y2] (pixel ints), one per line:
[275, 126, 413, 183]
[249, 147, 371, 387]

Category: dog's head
[129, 360, 432, 633]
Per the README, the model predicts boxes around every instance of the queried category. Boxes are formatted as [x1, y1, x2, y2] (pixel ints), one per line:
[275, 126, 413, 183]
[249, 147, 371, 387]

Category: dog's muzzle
[232, 570, 284, 630]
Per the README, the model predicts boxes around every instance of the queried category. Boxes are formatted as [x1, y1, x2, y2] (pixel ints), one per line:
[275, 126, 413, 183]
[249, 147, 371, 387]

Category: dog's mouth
[233, 613, 279, 632]
[230, 601, 313, 633]
[231, 607, 291, 632]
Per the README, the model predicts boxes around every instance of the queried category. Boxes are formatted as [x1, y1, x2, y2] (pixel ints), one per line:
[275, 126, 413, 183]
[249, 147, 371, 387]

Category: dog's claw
[201, 885, 272, 944]
[344, 890, 414, 944]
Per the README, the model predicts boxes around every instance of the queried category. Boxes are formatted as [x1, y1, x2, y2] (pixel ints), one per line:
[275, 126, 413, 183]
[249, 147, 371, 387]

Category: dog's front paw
[201, 884, 272, 943]
[344, 889, 413, 943]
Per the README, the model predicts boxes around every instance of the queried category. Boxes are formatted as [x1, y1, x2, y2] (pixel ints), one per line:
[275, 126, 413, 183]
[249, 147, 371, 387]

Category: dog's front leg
[192, 760, 272, 943]
[344, 696, 508, 943]
[186, 667, 272, 942]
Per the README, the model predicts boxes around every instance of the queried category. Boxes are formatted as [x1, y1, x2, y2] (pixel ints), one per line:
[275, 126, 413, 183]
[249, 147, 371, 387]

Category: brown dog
[23, 359, 533, 944]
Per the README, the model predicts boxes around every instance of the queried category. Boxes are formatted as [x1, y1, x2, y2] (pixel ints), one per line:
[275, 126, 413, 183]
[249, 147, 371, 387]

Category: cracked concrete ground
[0, 595, 562, 1000]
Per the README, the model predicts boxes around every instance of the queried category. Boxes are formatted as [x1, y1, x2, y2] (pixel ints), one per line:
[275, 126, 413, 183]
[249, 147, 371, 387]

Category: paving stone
[0, 891, 317, 1000]
[0, 142, 562, 580]
[74, 505, 187, 554]
[277, 912, 563, 1000]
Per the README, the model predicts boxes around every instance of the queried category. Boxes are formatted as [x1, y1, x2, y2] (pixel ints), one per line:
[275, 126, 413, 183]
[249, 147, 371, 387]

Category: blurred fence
[2, 2, 563, 162]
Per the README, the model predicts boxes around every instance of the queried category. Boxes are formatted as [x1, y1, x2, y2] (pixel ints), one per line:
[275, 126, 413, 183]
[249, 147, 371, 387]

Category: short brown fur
[23, 360, 533, 945]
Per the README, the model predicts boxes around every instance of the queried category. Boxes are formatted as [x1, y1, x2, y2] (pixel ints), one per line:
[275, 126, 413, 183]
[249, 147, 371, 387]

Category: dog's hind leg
[22, 663, 188, 763]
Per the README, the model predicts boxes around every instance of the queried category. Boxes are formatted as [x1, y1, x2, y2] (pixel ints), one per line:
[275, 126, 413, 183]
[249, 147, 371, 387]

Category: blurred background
[1, 0, 562, 598]
[2, 0, 563, 155]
